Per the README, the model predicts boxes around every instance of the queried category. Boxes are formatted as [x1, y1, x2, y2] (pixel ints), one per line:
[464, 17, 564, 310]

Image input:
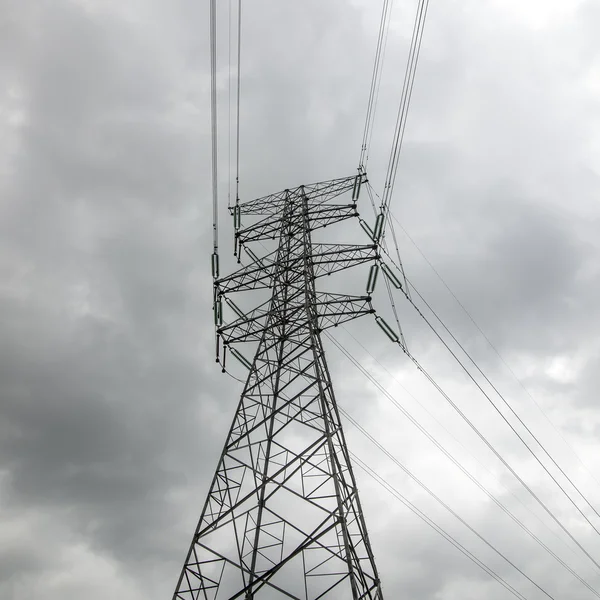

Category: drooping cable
[365, 21, 391, 172]
[391, 268, 600, 544]
[227, 0, 232, 209]
[210, 0, 219, 260]
[379, 0, 429, 221]
[209, 0, 221, 289]
[326, 329, 600, 597]
[377, 230, 600, 531]
[235, 0, 242, 204]
[349, 451, 530, 600]
[338, 407, 557, 600]
[408, 277, 600, 524]
[402, 340, 600, 572]
[359, 0, 393, 171]
[359, 194, 600, 565]
[339, 229, 600, 567]
[391, 209, 600, 504]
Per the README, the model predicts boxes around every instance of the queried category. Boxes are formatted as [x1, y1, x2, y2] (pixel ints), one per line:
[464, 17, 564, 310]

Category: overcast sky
[2, 0, 600, 599]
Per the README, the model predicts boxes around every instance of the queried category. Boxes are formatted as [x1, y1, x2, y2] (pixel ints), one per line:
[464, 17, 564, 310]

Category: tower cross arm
[235, 173, 366, 216]
[236, 204, 358, 245]
[216, 259, 275, 294]
[216, 293, 374, 345]
[315, 293, 375, 331]
[311, 243, 379, 278]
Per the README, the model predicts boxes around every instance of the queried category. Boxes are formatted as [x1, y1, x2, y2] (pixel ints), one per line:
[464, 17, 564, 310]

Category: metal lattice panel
[173, 176, 383, 599]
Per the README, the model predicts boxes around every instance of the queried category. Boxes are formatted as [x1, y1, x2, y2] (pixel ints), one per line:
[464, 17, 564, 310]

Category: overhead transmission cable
[326, 331, 600, 597]
[370, 175, 600, 527]
[337, 407, 557, 600]
[379, 0, 429, 222]
[349, 451, 531, 600]
[235, 0, 242, 205]
[385, 305, 600, 572]
[346, 211, 600, 567]
[227, 0, 232, 209]
[354, 0, 597, 589]
[359, 0, 428, 329]
[359, 0, 393, 172]
[408, 278, 600, 524]
[376, 235, 600, 545]
[390, 209, 600, 500]
[210, 0, 219, 279]
[371, 193, 600, 534]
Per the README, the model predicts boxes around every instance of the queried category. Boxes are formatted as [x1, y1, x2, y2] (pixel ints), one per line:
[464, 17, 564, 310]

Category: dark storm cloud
[2, 0, 600, 599]
[0, 1, 231, 596]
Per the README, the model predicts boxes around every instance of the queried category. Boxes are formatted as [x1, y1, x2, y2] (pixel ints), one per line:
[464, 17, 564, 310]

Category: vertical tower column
[173, 176, 382, 599]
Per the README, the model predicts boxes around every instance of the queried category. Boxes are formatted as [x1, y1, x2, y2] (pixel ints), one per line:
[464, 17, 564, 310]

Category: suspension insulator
[352, 174, 362, 200]
[211, 253, 220, 278]
[360, 219, 375, 240]
[234, 204, 241, 229]
[366, 264, 380, 294]
[373, 213, 384, 243]
[213, 297, 223, 326]
[375, 315, 400, 343]
[381, 263, 403, 289]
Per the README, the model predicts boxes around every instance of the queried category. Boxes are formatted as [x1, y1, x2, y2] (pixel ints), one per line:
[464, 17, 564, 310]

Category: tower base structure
[173, 175, 383, 599]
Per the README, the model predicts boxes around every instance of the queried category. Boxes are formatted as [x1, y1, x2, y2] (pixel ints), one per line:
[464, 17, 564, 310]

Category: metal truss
[173, 174, 384, 599]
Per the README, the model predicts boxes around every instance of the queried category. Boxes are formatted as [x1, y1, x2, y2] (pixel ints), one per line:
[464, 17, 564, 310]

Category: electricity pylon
[173, 174, 387, 599]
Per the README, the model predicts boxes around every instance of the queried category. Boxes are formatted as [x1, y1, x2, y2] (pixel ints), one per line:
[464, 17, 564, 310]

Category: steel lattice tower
[173, 174, 385, 599]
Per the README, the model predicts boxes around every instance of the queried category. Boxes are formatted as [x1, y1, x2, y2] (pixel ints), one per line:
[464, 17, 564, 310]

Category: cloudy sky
[2, 0, 600, 598]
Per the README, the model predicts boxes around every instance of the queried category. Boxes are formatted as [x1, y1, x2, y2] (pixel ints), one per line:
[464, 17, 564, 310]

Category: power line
[390, 209, 600, 503]
[401, 338, 600, 573]
[210, 0, 218, 259]
[359, 0, 393, 171]
[209, 0, 220, 292]
[235, 0, 242, 205]
[374, 223, 600, 545]
[393, 273, 600, 547]
[338, 408, 557, 600]
[330, 227, 600, 569]
[380, 0, 429, 220]
[350, 451, 531, 600]
[408, 277, 600, 524]
[227, 0, 233, 210]
[326, 330, 600, 597]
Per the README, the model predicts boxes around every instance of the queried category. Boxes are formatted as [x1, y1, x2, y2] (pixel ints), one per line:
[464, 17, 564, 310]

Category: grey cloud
[2, 0, 600, 599]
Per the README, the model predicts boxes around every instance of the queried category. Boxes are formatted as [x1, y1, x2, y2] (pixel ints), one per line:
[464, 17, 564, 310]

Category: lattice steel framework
[173, 174, 385, 599]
